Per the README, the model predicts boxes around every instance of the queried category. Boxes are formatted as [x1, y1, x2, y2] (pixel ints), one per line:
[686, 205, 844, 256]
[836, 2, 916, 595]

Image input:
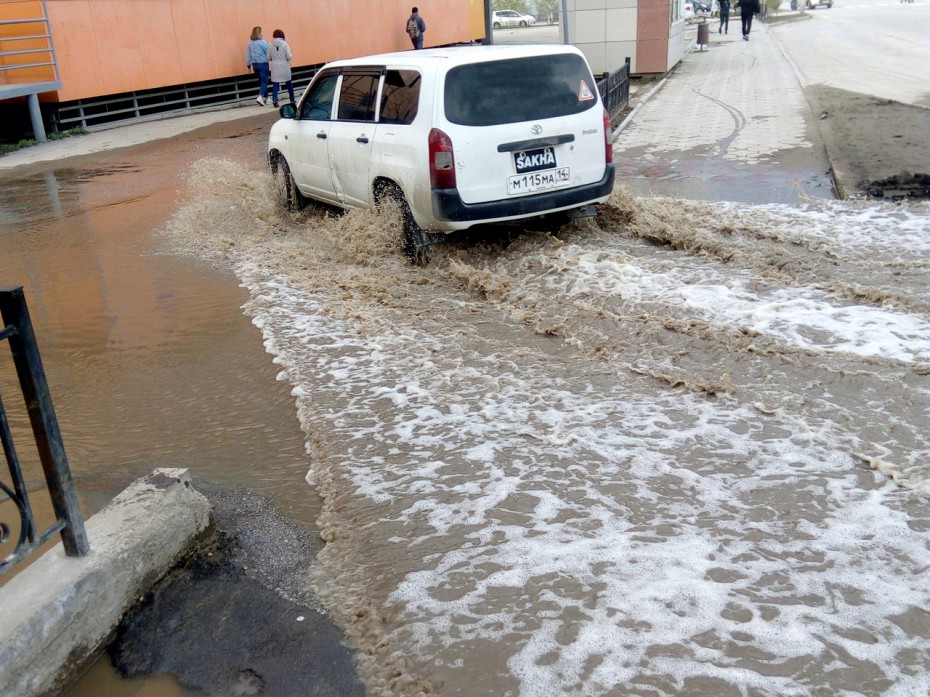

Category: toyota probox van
[268, 45, 615, 263]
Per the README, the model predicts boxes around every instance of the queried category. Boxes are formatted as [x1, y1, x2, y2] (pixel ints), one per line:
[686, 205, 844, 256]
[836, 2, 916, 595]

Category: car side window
[379, 70, 420, 125]
[300, 70, 338, 120]
[337, 73, 380, 122]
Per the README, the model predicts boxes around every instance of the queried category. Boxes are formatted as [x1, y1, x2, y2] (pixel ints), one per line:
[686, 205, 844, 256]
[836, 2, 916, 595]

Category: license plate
[513, 146, 557, 174]
[508, 167, 571, 195]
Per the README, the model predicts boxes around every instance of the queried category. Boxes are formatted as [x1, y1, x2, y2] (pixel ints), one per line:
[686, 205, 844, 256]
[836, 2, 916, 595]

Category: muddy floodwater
[2, 117, 929, 697]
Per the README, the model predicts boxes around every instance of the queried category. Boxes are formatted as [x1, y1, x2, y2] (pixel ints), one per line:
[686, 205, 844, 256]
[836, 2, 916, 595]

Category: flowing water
[166, 159, 928, 696]
[2, 122, 928, 696]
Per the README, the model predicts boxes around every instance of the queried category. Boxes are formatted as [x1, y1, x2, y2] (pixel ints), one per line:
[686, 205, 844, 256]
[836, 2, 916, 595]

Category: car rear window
[444, 54, 598, 126]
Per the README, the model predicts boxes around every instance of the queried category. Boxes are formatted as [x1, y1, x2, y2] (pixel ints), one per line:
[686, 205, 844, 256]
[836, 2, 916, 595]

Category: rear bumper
[431, 164, 615, 225]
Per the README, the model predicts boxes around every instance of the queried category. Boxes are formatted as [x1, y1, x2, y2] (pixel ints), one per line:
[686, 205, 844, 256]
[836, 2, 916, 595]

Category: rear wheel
[374, 181, 433, 266]
[271, 154, 303, 211]
[492, 21, 501, 28]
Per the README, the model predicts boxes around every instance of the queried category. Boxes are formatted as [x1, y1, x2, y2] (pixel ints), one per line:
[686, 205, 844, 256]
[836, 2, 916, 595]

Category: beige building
[564, 0, 687, 75]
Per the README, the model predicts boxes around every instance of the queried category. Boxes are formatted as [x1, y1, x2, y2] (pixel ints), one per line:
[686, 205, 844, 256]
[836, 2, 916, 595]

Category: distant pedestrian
[269, 29, 296, 108]
[406, 7, 426, 50]
[737, 0, 760, 40]
[246, 26, 271, 105]
[719, 0, 731, 33]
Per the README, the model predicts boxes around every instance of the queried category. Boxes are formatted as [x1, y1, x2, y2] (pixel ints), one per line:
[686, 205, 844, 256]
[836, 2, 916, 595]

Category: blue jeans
[252, 63, 269, 98]
[272, 80, 296, 105]
[411, 34, 424, 50]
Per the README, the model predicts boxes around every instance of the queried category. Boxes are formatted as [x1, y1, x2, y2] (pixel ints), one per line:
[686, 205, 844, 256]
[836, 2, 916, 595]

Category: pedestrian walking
[737, 0, 760, 40]
[269, 29, 296, 108]
[246, 26, 271, 105]
[719, 0, 731, 33]
[406, 7, 426, 50]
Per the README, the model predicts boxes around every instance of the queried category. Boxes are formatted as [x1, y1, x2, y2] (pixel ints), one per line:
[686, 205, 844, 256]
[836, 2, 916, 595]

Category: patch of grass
[0, 126, 87, 155]
[49, 126, 87, 141]
[0, 138, 37, 155]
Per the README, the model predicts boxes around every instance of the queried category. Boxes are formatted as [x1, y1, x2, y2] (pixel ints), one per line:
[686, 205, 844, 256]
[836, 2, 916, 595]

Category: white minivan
[268, 45, 615, 262]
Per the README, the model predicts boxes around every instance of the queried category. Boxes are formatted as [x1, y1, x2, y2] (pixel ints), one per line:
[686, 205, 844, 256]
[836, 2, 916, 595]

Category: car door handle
[316, 132, 327, 139]
[356, 136, 369, 144]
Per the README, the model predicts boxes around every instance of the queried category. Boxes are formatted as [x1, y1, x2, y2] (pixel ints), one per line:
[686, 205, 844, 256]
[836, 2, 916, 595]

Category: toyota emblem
[530, 125, 543, 135]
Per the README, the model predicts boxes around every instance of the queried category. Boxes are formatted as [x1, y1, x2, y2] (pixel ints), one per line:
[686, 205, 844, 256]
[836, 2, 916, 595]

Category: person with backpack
[406, 7, 426, 50]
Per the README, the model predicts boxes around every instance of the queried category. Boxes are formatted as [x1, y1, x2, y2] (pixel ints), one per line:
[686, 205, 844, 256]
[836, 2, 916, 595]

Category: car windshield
[444, 54, 598, 126]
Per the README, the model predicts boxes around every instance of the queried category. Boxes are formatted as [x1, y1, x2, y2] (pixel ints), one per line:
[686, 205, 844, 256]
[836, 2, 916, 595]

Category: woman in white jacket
[269, 29, 296, 108]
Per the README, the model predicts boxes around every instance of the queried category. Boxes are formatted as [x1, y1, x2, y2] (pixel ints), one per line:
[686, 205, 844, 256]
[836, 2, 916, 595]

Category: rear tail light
[603, 109, 614, 164]
[429, 128, 456, 189]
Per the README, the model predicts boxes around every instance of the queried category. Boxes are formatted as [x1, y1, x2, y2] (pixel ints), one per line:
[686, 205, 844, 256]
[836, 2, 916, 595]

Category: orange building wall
[0, 0, 57, 84]
[43, 0, 486, 102]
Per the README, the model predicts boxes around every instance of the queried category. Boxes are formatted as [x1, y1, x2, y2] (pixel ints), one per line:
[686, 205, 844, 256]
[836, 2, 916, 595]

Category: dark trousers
[272, 81, 295, 105]
[741, 12, 753, 36]
[719, 11, 729, 32]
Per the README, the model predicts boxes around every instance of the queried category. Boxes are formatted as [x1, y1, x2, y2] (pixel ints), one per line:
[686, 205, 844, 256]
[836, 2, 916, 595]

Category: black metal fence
[55, 65, 321, 132]
[1, 286, 88, 577]
[597, 57, 632, 129]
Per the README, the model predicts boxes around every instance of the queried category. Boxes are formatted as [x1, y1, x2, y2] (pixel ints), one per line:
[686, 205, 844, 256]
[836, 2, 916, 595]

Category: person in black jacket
[738, 0, 760, 40]
[718, 0, 731, 34]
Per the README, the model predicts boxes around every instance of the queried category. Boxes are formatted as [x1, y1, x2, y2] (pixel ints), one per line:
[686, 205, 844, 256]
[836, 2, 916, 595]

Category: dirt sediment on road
[806, 84, 930, 199]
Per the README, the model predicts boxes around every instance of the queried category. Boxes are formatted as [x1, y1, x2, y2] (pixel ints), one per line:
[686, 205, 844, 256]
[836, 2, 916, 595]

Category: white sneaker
[256, 96, 265, 106]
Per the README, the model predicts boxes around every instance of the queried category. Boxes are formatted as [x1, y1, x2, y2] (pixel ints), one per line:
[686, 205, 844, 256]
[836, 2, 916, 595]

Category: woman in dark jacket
[738, 0, 760, 40]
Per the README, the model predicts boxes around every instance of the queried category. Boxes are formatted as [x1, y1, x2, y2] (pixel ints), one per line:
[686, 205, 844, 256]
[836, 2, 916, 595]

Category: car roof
[320, 44, 585, 71]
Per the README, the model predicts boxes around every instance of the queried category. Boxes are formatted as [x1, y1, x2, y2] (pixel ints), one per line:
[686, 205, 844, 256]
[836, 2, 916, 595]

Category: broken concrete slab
[0, 468, 211, 697]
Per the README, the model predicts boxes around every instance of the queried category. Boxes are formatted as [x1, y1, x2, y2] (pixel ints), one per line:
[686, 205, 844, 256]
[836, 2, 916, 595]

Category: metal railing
[1, 286, 88, 577]
[0, 0, 60, 86]
[56, 65, 321, 131]
[597, 57, 632, 128]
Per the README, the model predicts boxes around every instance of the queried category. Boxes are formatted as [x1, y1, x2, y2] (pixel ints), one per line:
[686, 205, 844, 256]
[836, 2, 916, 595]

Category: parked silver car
[491, 10, 537, 28]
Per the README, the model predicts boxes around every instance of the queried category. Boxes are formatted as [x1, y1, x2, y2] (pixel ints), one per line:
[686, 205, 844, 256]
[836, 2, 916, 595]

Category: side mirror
[280, 103, 297, 119]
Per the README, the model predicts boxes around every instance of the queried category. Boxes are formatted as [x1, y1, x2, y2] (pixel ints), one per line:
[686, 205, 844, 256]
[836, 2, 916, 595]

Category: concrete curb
[765, 20, 846, 198]
[0, 468, 212, 697]
[612, 76, 669, 142]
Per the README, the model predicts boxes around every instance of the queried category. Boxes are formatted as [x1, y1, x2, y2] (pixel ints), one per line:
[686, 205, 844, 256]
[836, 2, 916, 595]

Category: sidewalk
[0, 104, 276, 172]
[614, 19, 835, 203]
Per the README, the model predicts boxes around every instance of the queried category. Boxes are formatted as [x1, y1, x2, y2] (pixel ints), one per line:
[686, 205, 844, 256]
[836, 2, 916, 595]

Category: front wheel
[519, 20, 527, 26]
[270, 154, 303, 211]
[374, 181, 433, 266]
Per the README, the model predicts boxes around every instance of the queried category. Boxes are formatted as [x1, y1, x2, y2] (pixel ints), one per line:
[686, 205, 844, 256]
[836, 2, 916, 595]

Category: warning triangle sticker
[579, 80, 594, 101]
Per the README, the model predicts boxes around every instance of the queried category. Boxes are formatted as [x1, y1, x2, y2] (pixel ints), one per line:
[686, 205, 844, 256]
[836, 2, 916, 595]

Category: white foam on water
[166, 165, 929, 696]
[566, 251, 930, 362]
[241, 269, 929, 697]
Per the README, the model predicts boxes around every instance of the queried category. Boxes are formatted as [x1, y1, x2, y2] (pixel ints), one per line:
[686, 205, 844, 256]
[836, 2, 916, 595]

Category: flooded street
[1, 113, 317, 519]
[2, 113, 929, 697]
